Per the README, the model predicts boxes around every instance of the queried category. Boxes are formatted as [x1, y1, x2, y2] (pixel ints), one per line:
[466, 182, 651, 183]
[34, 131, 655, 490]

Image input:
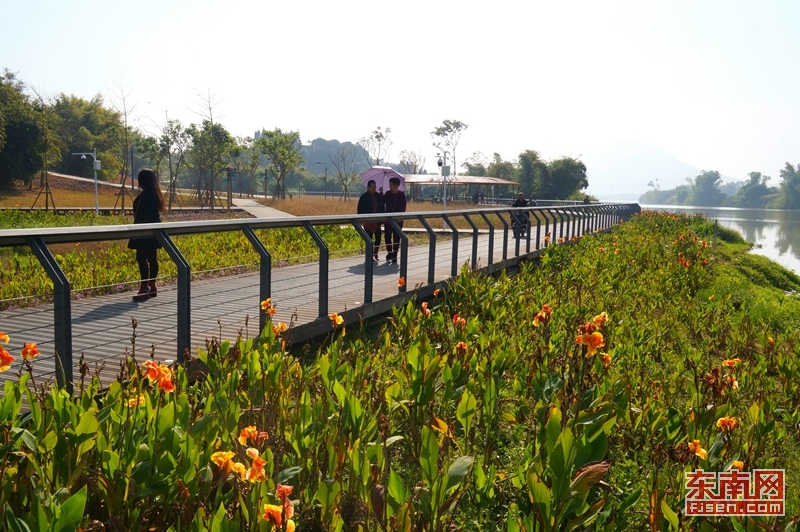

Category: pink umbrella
[360, 166, 405, 192]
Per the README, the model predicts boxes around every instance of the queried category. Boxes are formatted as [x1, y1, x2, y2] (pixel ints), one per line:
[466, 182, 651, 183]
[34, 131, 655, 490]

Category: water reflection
[641, 205, 800, 274]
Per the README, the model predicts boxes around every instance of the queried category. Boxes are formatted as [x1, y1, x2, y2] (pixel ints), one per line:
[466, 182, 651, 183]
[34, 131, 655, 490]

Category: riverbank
[0, 210, 797, 530]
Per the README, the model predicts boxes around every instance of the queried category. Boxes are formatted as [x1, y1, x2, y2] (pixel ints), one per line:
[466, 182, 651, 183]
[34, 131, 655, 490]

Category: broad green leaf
[420, 426, 439, 488]
[388, 469, 409, 509]
[315, 479, 341, 511]
[619, 487, 642, 513]
[444, 456, 474, 493]
[157, 402, 176, 438]
[277, 466, 303, 484]
[545, 406, 562, 457]
[456, 389, 477, 437]
[660, 499, 678, 530]
[4, 503, 31, 532]
[526, 467, 552, 524]
[53, 486, 87, 532]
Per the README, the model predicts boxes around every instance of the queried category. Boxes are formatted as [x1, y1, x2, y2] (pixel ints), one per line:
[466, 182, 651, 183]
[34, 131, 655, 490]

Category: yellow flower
[272, 322, 288, 336]
[261, 298, 277, 315]
[329, 313, 344, 327]
[716, 416, 739, 432]
[722, 358, 741, 368]
[732, 460, 744, 470]
[0, 332, 9, 344]
[601, 353, 612, 368]
[576, 331, 605, 355]
[211, 451, 236, 474]
[127, 394, 146, 408]
[592, 312, 608, 327]
[687, 439, 708, 459]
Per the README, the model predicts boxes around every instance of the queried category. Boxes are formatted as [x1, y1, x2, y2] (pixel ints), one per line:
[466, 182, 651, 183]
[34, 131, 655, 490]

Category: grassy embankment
[1, 211, 799, 531]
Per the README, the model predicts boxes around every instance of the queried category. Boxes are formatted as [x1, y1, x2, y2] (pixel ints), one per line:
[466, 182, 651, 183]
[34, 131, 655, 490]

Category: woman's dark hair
[389, 177, 401, 187]
[367, 180, 376, 187]
[138, 168, 166, 213]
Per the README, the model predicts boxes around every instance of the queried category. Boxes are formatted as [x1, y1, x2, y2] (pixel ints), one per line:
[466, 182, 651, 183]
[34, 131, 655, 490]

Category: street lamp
[317, 162, 328, 200]
[437, 153, 449, 229]
[72, 148, 100, 215]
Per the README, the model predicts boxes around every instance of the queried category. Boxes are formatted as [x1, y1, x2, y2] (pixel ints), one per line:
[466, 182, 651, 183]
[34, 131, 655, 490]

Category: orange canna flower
[143, 360, 160, 380]
[716, 416, 739, 432]
[421, 301, 431, 318]
[397, 277, 405, 288]
[456, 341, 467, 356]
[726, 375, 739, 390]
[271, 322, 288, 336]
[688, 439, 708, 460]
[0, 332, 9, 344]
[262, 504, 284, 526]
[239, 426, 269, 446]
[533, 304, 553, 326]
[601, 353, 612, 368]
[576, 331, 605, 355]
[722, 358, 741, 369]
[732, 460, 744, 470]
[0, 345, 15, 373]
[231, 461, 247, 480]
[261, 298, 277, 316]
[275, 484, 295, 520]
[592, 312, 609, 328]
[20, 343, 39, 360]
[433, 289, 441, 297]
[452, 314, 466, 327]
[329, 312, 344, 327]
[245, 448, 267, 482]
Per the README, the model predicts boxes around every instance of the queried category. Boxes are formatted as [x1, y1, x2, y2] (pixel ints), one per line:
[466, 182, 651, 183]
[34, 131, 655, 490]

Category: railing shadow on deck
[0, 203, 641, 393]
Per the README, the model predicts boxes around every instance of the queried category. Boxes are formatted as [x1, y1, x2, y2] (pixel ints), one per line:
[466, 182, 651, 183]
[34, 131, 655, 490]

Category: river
[641, 205, 800, 274]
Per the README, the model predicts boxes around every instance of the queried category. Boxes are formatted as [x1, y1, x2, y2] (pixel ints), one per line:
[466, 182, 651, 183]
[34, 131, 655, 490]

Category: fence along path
[0, 204, 636, 395]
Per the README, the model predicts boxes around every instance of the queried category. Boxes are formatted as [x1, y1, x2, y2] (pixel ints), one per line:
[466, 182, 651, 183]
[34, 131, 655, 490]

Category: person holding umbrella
[357, 179, 384, 262]
[383, 177, 406, 264]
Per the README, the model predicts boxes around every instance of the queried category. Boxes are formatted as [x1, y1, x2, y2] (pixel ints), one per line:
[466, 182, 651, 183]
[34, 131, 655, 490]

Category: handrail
[0, 202, 641, 392]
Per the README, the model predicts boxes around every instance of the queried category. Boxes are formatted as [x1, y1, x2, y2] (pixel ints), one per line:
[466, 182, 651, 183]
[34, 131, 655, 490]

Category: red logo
[685, 469, 785, 516]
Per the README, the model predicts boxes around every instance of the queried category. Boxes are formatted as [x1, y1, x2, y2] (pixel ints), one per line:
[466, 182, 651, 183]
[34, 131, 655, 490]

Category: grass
[261, 195, 562, 231]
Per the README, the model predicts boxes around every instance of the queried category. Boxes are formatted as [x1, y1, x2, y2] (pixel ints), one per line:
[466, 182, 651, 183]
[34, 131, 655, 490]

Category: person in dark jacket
[357, 180, 384, 262]
[382, 177, 407, 264]
[512, 192, 530, 239]
[127, 169, 166, 301]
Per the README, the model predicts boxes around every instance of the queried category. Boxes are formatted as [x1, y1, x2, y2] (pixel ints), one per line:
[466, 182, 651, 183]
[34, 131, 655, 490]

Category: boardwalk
[0, 229, 551, 391]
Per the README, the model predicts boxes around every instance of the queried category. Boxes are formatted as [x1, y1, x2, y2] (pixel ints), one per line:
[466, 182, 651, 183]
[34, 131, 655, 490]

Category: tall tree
[0, 70, 44, 188]
[462, 151, 488, 176]
[547, 157, 588, 199]
[107, 80, 137, 209]
[518, 150, 545, 197]
[358, 126, 392, 167]
[398, 149, 426, 174]
[689, 170, 726, 206]
[186, 120, 233, 209]
[733, 171, 773, 208]
[260, 128, 303, 200]
[431, 119, 468, 177]
[487, 153, 517, 182]
[777, 163, 800, 210]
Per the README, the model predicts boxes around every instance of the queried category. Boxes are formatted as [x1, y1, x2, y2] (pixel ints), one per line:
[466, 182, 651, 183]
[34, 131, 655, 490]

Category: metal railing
[0, 203, 640, 392]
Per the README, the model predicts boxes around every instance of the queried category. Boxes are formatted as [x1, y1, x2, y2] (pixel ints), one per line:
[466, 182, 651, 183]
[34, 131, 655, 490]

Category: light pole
[72, 148, 100, 215]
[437, 153, 449, 229]
[317, 162, 328, 199]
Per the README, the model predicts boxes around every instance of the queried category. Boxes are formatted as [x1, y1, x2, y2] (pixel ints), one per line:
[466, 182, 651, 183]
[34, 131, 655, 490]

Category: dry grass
[0, 181, 202, 209]
[260, 195, 560, 231]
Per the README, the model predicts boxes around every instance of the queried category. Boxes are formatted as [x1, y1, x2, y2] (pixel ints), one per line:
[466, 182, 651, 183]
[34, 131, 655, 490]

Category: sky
[2, 0, 798, 193]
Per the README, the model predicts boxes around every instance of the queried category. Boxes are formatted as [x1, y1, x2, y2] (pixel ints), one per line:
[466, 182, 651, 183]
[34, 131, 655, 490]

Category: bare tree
[28, 86, 59, 209]
[398, 149, 426, 174]
[357, 126, 393, 167]
[107, 79, 137, 210]
[329, 146, 359, 201]
[187, 89, 228, 209]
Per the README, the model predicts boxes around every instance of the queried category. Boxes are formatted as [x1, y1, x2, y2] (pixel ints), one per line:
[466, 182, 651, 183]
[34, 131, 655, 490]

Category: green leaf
[456, 389, 477, 438]
[526, 467, 552, 524]
[53, 485, 87, 532]
[388, 468, 409, 510]
[708, 432, 726, 465]
[157, 402, 176, 438]
[315, 479, 341, 511]
[730, 516, 745, 532]
[420, 426, 439, 488]
[444, 456, 474, 493]
[4, 503, 31, 532]
[660, 499, 678, 530]
[277, 466, 304, 484]
[211, 502, 226, 532]
[545, 406, 562, 457]
[549, 427, 575, 502]
[619, 487, 642, 513]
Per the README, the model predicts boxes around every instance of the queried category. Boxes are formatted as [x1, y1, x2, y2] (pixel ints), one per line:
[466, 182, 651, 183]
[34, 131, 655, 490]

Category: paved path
[0, 229, 548, 391]
[231, 198, 295, 218]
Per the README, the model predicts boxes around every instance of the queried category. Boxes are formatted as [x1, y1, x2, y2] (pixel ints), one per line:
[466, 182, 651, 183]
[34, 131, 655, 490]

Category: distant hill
[582, 141, 711, 199]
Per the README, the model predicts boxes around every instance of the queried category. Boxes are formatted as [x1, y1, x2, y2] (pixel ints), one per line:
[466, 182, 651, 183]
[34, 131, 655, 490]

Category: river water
[641, 205, 800, 274]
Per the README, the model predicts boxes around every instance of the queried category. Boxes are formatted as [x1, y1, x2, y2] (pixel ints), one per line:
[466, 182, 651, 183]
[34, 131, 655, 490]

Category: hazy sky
[2, 0, 798, 187]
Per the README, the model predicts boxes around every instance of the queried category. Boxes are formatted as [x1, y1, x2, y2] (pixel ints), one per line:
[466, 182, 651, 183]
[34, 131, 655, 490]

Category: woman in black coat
[128, 169, 166, 301]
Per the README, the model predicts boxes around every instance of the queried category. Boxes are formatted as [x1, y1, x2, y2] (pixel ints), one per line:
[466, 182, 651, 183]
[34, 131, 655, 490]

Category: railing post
[442, 215, 459, 277]
[544, 209, 552, 247]
[303, 222, 328, 319]
[156, 230, 191, 362]
[557, 209, 566, 241]
[462, 213, 479, 270]
[387, 217, 408, 293]
[525, 208, 532, 254]
[350, 220, 374, 304]
[530, 210, 542, 250]
[417, 216, 437, 285]
[242, 226, 272, 333]
[28, 237, 73, 393]
[478, 211, 495, 265]
[497, 211, 509, 261]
